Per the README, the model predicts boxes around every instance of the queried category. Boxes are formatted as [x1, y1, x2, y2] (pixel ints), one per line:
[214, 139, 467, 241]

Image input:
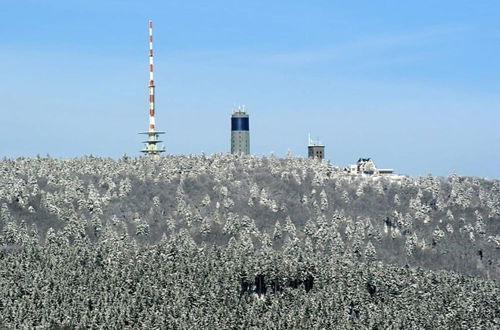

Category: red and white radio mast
[140, 20, 165, 155]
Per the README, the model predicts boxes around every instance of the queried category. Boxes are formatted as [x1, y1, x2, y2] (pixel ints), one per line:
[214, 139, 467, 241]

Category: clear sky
[1, 0, 499, 178]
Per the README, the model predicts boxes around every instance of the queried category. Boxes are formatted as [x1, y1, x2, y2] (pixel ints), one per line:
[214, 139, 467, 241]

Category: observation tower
[230, 106, 250, 155]
[308, 134, 325, 160]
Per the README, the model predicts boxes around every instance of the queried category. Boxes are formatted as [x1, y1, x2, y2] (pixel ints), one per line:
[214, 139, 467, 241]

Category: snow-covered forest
[0, 155, 498, 328]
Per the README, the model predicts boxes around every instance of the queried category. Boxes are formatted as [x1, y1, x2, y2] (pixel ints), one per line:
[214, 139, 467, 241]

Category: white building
[345, 158, 394, 176]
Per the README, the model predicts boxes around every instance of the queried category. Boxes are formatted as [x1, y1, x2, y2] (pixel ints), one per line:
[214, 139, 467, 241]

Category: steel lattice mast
[140, 20, 165, 155]
[148, 20, 156, 131]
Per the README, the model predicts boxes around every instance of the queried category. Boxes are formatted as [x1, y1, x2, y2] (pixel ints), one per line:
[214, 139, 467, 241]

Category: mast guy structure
[140, 20, 165, 155]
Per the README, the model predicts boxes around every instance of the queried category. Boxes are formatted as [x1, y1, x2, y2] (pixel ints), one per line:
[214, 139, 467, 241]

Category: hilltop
[2, 154, 498, 279]
[0, 155, 498, 328]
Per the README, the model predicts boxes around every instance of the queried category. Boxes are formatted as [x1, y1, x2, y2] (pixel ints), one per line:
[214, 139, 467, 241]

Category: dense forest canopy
[0, 155, 498, 328]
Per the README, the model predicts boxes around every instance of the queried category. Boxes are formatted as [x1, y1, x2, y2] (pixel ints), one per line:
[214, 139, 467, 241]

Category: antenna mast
[148, 20, 156, 131]
[140, 20, 165, 155]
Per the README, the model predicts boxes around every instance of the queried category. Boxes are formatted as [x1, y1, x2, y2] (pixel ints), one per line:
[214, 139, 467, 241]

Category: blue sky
[1, 0, 499, 178]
